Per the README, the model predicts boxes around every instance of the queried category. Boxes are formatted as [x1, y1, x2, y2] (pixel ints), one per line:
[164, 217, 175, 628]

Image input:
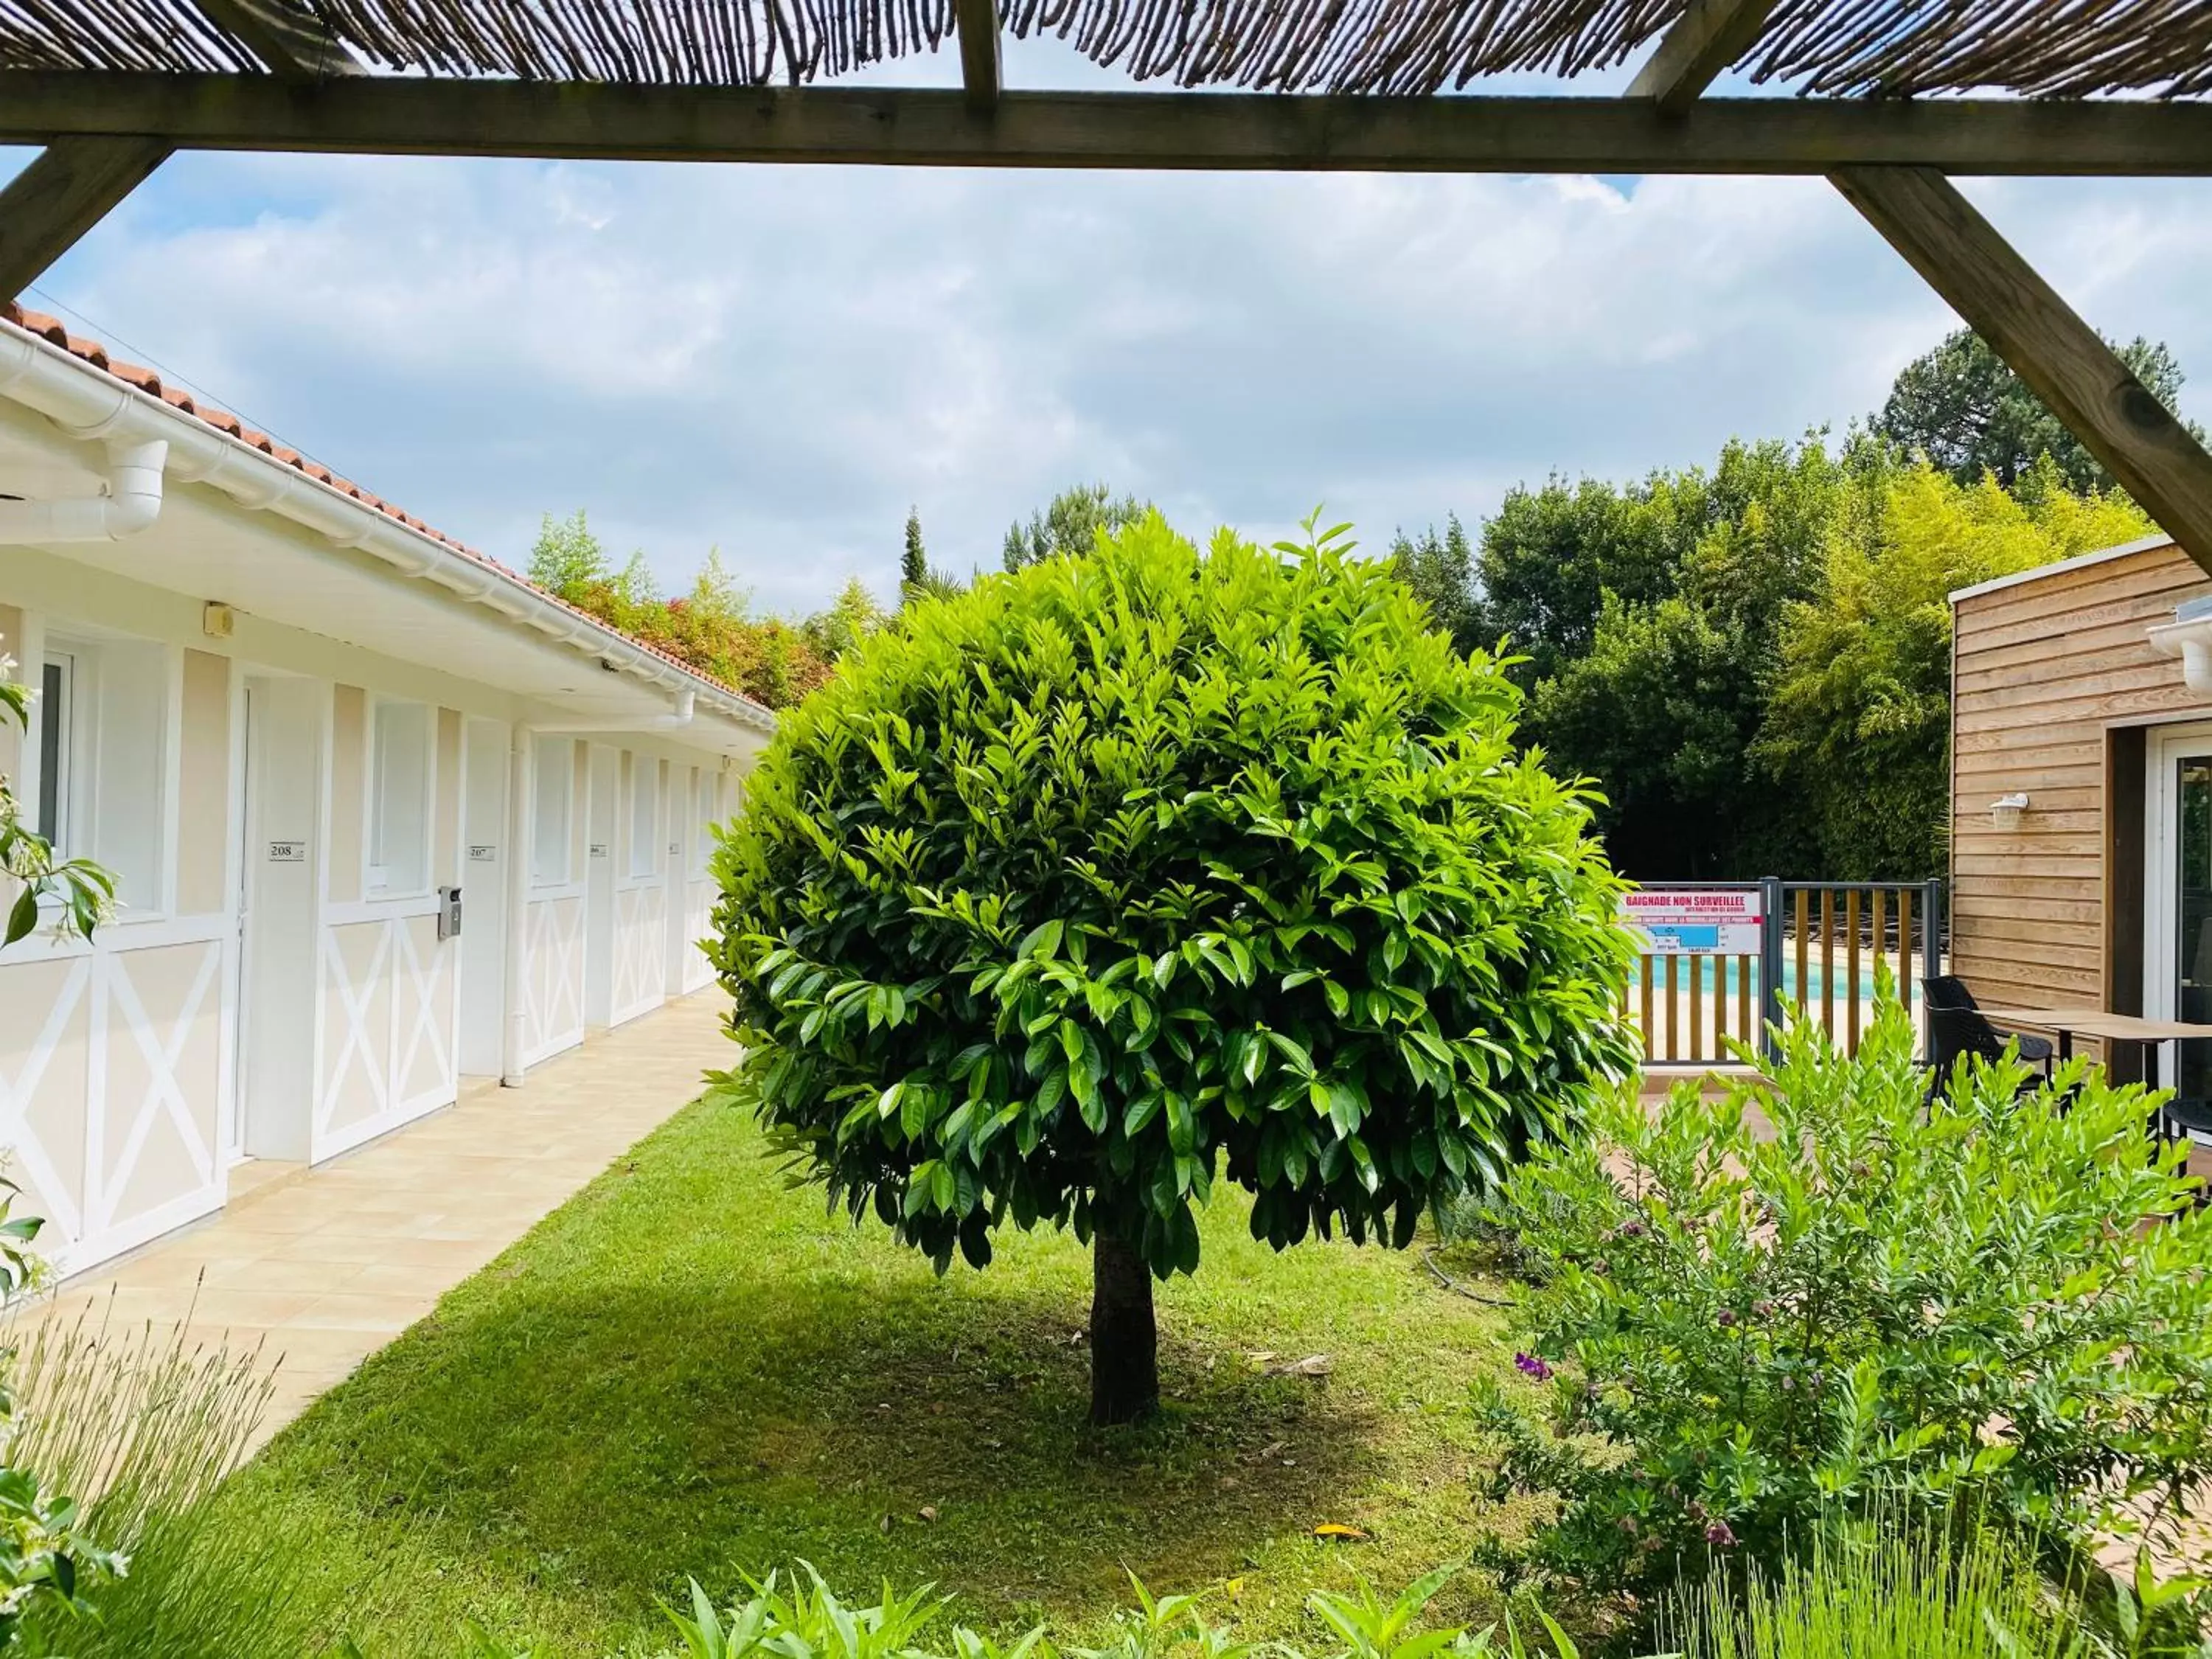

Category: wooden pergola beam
[1627, 0, 1780, 114]
[1, 74, 2209, 174]
[0, 1, 368, 302]
[0, 137, 173, 302]
[954, 0, 1002, 113]
[1833, 164, 2212, 575]
[190, 0, 361, 80]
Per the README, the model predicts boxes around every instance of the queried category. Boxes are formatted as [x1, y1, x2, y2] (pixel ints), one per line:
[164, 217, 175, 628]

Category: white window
[366, 700, 432, 897]
[532, 735, 573, 886]
[42, 634, 167, 915]
[629, 755, 658, 878]
[34, 653, 70, 848]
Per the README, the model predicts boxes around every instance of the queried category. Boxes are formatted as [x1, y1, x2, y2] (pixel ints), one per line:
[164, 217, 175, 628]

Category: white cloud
[9, 109, 2208, 616]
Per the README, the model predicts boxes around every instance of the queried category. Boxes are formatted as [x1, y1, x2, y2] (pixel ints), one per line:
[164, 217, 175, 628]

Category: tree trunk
[1089, 1227, 1159, 1425]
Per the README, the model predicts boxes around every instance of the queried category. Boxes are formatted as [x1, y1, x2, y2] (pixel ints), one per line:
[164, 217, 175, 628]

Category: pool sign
[1622, 888, 1763, 956]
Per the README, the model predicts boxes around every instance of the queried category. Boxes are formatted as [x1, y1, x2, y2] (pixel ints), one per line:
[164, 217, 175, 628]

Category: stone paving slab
[26, 992, 730, 1447]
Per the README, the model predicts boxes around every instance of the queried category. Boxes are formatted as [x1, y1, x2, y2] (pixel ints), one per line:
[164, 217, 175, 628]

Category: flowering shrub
[1478, 984, 2212, 1587]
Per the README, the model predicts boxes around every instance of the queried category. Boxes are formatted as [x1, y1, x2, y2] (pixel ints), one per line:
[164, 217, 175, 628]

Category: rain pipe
[0, 437, 167, 543]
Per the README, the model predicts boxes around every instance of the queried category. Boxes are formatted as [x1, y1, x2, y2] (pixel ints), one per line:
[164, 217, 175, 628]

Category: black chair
[1922, 977, 2053, 1097]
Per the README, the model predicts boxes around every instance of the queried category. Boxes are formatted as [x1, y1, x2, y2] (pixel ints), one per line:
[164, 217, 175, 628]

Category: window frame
[36, 629, 171, 923]
[364, 696, 435, 900]
[34, 650, 73, 852]
[531, 734, 575, 888]
[628, 753, 659, 880]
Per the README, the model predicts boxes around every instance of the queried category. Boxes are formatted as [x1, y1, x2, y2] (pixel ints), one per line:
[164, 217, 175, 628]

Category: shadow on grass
[248, 1267, 1411, 1633]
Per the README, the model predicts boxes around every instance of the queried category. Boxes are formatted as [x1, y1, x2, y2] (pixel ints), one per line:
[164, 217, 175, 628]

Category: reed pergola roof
[0, 0, 2209, 571]
[2, 0, 2208, 95]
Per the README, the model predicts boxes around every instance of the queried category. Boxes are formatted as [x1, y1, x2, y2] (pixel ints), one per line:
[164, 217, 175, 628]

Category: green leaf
[6, 886, 36, 947]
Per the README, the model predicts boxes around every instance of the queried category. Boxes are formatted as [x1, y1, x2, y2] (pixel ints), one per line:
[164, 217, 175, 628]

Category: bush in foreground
[1480, 987, 2212, 1587]
[710, 513, 1635, 1422]
[662, 1563, 1580, 1659]
[1655, 1516, 2109, 1659]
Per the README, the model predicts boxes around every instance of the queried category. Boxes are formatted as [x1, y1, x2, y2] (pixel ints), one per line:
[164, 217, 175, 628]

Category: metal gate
[1623, 878, 1944, 1064]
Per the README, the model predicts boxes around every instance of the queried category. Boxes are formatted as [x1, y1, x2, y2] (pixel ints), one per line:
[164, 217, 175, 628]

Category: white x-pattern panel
[610, 883, 665, 1028]
[0, 936, 228, 1277]
[0, 956, 92, 1246]
[315, 916, 460, 1161]
[682, 879, 717, 994]
[524, 896, 585, 1065]
[92, 940, 221, 1237]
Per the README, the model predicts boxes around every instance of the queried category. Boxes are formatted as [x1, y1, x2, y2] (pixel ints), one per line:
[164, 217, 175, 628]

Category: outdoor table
[1977, 1007, 2212, 1093]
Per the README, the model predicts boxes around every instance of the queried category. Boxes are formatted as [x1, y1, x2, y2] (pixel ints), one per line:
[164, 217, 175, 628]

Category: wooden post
[1846, 888, 1863, 1051]
[1627, 0, 1779, 114]
[1641, 954, 1655, 1060]
[190, 0, 361, 80]
[0, 139, 172, 302]
[1831, 165, 2212, 577]
[1794, 888, 1809, 1015]
[1821, 891, 1837, 1038]
[1896, 886, 1913, 1012]
[1689, 950, 1704, 1062]
[953, 0, 1003, 114]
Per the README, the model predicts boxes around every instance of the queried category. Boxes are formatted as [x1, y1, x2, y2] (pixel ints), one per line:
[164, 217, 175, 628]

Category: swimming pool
[1635, 955, 1895, 1004]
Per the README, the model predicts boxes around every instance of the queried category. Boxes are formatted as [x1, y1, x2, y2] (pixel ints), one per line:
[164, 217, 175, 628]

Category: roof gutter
[0, 321, 776, 737]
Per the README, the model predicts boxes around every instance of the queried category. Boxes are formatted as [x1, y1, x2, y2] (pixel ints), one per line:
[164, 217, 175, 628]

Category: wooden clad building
[1950, 533, 2212, 1079]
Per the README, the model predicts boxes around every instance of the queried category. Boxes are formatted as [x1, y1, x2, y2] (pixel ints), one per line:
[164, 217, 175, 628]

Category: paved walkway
[32, 992, 729, 1443]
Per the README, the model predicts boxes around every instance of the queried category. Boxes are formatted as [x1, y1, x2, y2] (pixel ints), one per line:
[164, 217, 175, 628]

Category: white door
[457, 718, 509, 1077]
[582, 743, 618, 1029]
[2144, 723, 2212, 1105]
[237, 675, 322, 1164]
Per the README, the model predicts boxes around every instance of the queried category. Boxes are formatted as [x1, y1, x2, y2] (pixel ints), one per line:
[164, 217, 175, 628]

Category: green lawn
[221, 1091, 1548, 1656]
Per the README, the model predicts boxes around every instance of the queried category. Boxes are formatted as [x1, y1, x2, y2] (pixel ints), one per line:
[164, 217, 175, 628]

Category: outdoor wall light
[1990, 792, 2030, 831]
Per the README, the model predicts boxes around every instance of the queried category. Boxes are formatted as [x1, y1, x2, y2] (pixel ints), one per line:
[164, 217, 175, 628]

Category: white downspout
[501, 726, 535, 1088]
[0, 438, 167, 543]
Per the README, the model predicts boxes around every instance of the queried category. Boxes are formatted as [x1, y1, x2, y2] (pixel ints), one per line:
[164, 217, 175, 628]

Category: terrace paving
[25, 991, 728, 1449]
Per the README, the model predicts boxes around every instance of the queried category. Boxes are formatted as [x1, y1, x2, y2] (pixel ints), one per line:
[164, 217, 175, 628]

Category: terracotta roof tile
[0, 302, 770, 723]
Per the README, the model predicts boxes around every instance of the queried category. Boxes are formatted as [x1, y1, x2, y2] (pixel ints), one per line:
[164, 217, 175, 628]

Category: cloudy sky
[7, 43, 2209, 616]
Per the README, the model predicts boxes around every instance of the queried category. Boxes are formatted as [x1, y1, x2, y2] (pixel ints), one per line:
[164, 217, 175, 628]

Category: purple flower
[1717, 1309, 1737, 1328]
[1705, 1520, 1738, 1548]
[1514, 1352, 1554, 1382]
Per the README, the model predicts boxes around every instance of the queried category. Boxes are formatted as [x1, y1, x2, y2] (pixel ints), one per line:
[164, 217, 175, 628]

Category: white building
[0, 305, 773, 1279]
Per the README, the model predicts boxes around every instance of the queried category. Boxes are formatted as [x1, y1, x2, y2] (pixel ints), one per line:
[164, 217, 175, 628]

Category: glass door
[2179, 757, 2212, 1107]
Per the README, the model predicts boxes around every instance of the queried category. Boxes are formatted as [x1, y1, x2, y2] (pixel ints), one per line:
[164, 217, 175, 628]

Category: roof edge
[1947, 532, 2178, 605]
[0, 306, 777, 733]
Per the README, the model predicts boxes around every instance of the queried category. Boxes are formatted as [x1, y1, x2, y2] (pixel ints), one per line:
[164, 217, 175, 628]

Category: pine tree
[901, 509, 928, 596]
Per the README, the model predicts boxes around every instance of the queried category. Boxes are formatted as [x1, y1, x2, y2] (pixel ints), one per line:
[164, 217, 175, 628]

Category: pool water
[1638, 956, 1888, 1003]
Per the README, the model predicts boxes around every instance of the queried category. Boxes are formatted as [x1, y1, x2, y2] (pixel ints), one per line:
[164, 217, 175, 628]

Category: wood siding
[1951, 538, 2212, 1013]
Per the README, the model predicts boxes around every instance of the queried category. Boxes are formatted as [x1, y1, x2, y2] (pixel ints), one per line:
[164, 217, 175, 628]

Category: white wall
[2, 548, 750, 1280]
